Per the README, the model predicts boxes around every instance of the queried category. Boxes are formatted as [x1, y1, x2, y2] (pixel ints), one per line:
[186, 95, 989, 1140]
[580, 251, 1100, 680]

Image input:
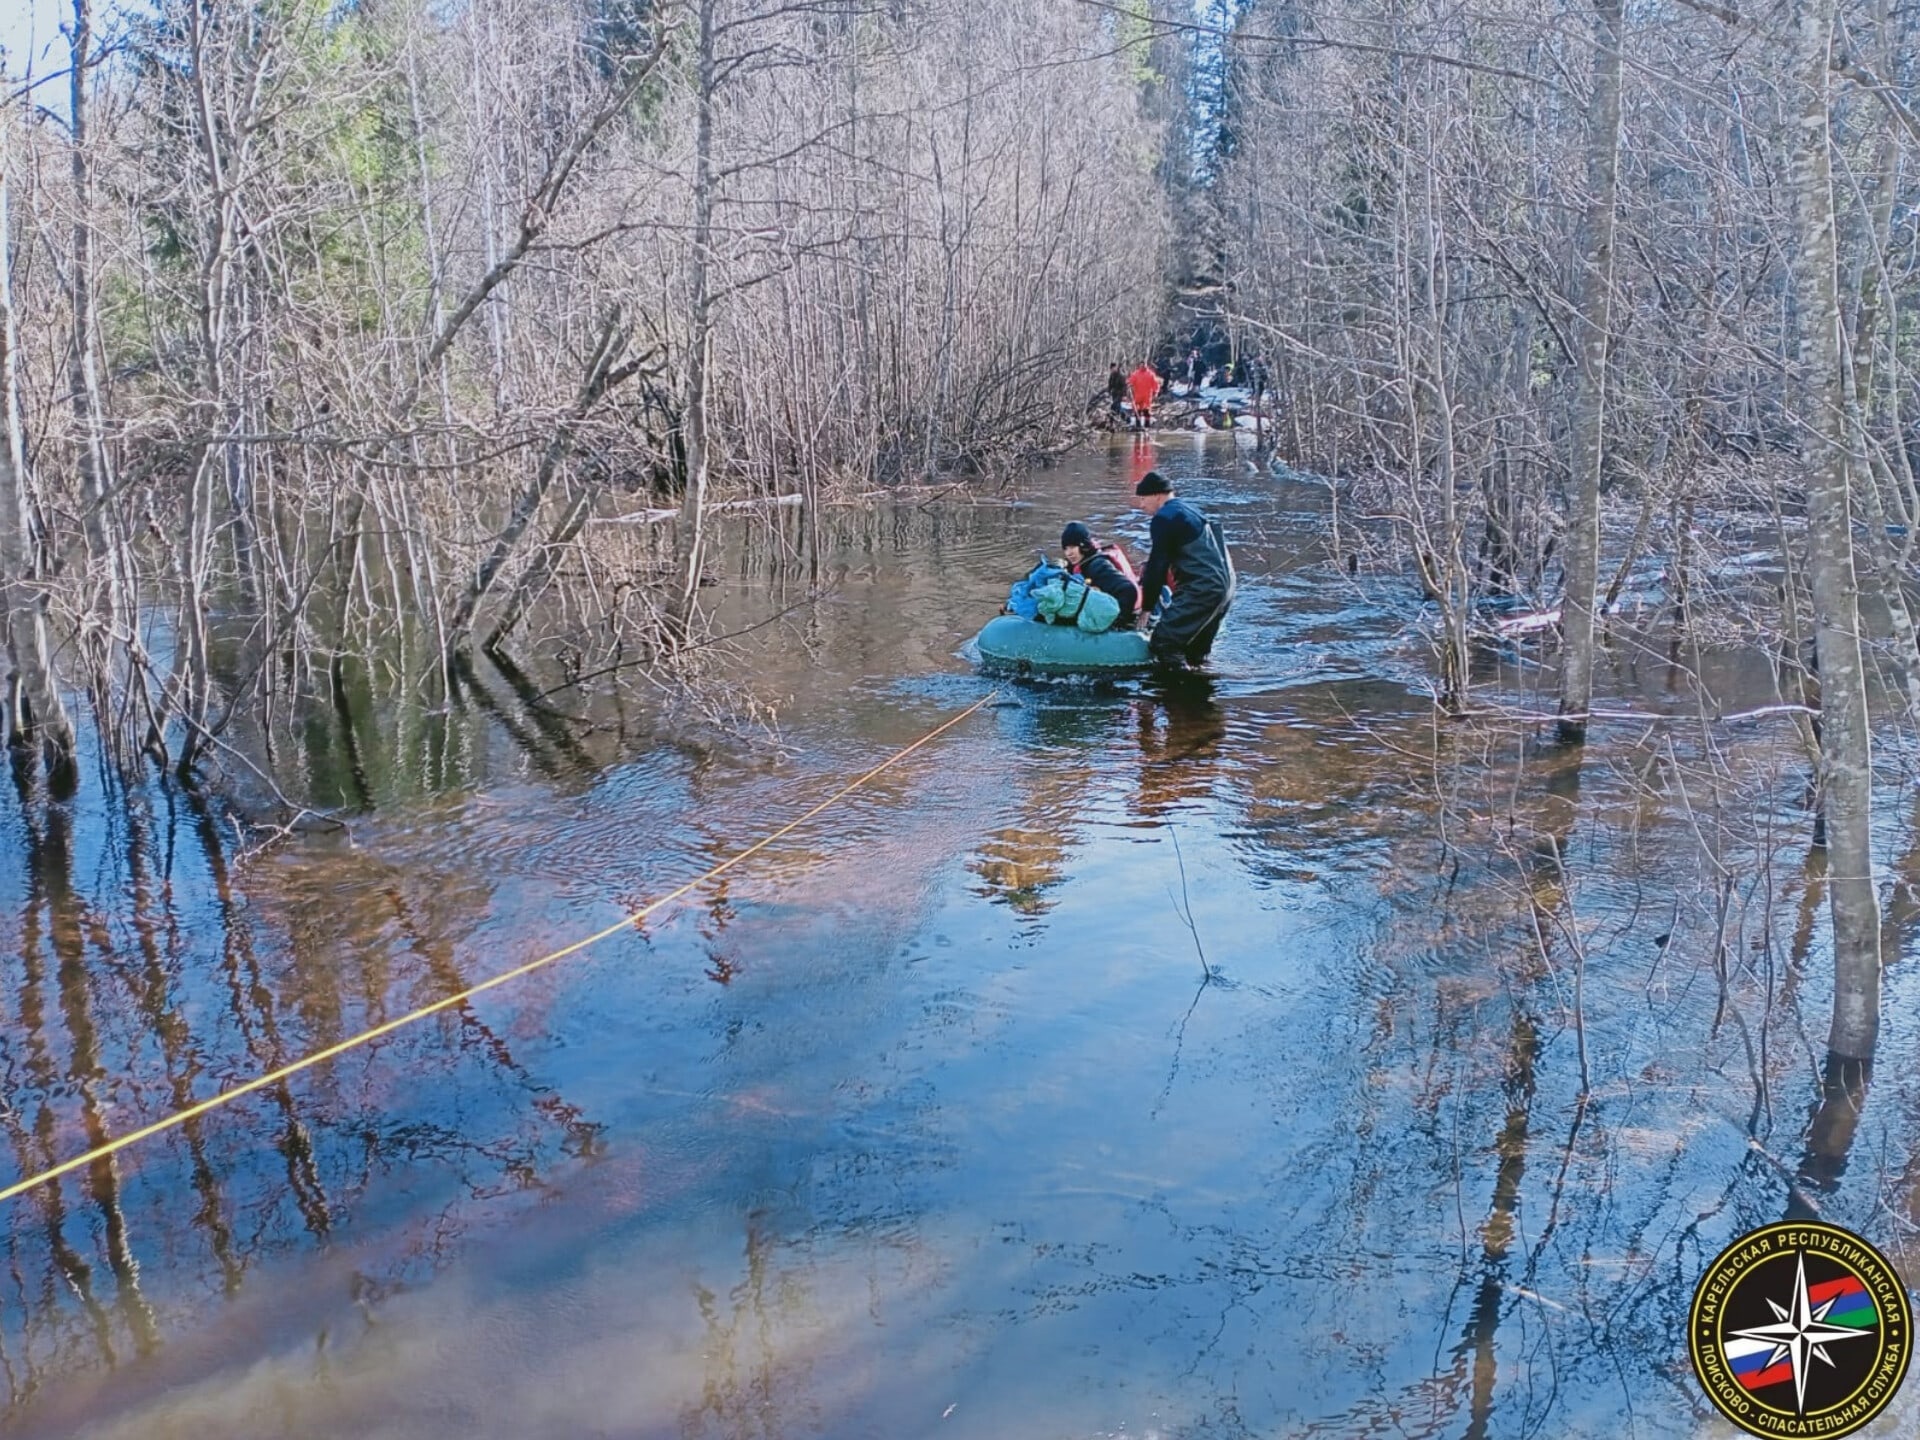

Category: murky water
[4, 434, 1920, 1439]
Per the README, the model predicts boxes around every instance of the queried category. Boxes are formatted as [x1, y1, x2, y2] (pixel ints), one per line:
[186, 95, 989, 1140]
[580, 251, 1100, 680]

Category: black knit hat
[1134, 471, 1172, 496]
[1060, 521, 1095, 552]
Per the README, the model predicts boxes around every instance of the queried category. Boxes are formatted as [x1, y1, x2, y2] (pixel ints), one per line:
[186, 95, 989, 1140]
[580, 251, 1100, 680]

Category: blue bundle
[1005, 558, 1065, 620]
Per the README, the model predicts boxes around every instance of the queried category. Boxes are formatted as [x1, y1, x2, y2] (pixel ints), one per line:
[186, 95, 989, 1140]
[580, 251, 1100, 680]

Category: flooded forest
[3, 0, 1920, 1436]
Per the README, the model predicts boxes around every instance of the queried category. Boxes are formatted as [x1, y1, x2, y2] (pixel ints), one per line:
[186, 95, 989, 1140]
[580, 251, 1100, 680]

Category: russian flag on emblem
[1725, 1337, 1793, 1391]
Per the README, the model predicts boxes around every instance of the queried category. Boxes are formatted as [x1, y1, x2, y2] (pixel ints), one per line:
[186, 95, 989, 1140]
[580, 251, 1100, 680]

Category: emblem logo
[1689, 1220, 1912, 1437]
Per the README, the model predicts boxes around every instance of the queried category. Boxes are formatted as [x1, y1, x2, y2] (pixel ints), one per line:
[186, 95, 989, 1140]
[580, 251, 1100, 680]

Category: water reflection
[6, 440, 1920, 1440]
[127, 798, 244, 1298]
[1449, 1007, 1542, 1440]
[684, 1212, 820, 1440]
[0, 773, 621, 1424]
[1130, 673, 1227, 822]
[1401, 751, 1575, 1440]
[1793, 1057, 1871, 1218]
[968, 696, 1112, 918]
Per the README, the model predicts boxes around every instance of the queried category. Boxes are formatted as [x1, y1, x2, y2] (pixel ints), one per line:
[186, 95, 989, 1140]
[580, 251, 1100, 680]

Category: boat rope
[0, 688, 1001, 1207]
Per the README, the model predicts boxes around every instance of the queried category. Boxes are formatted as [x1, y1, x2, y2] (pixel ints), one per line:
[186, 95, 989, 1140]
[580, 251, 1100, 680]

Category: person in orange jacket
[1127, 360, 1162, 430]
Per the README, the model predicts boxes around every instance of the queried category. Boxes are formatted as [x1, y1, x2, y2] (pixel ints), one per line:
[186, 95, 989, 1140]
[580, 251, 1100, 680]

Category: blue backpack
[1006, 558, 1065, 619]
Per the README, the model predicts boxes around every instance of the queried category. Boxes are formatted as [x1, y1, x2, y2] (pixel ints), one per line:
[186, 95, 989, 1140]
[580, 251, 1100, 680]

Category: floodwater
[4, 434, 1920, 1439]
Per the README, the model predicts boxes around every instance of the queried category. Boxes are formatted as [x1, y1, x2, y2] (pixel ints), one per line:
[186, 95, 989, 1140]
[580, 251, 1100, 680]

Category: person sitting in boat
[1060, 522, 1140, 629]
[1131, 471, 1236, 668]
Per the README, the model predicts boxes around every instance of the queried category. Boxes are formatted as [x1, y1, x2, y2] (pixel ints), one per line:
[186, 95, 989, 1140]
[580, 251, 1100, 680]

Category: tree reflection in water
[967, 692, 1113, 918]
[6, 453, 1920, 1439]
[0, 760, 606, 1416]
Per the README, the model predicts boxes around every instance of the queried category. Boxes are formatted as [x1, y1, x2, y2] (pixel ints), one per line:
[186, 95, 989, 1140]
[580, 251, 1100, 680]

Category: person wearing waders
[1131, 471, 1236, 668]
[1107, 363, 1128, 424]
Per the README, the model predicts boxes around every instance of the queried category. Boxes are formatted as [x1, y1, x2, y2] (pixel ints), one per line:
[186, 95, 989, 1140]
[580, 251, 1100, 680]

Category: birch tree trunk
[1790, 0, 1882, 1062]
[1556, 0, 1624, 746]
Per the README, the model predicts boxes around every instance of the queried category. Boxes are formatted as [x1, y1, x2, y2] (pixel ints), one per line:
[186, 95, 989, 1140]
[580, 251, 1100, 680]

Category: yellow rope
[1, 689, 1000, 1207]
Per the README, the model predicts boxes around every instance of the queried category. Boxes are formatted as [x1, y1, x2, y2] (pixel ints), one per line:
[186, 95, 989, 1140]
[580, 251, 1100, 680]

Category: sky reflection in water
[4, 435, 1920, 1439]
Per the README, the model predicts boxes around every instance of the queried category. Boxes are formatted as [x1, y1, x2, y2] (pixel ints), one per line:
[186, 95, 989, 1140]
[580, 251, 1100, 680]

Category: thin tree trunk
[445, 315, 640, 654]
[1791, 0, 1882, 1062]
[1844, 50, 1920, 727]
[1557, 0, 1624, 745]
[1601, 477, 1656, 615]
[0, 144, 76, 790]
[67, 0, 137, 775]
[483, 478, 601, 655]
[68, 0, 114, 566]
[1412, 127, 1469, 714]
[672, 0, 718, 642]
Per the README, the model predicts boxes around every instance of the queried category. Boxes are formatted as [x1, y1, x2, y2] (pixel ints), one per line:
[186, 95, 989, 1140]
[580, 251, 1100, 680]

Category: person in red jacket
[1127, 361, 1162, 430]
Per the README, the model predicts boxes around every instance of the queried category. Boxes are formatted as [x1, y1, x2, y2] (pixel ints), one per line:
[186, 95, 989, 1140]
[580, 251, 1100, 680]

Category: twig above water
[1168, 820, 1213, 982]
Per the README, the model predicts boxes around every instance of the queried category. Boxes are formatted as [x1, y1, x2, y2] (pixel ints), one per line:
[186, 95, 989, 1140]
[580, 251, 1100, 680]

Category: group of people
[1105, 353, 1270, 430]
[1055, 471, 1236, 668]
[1107, 361, 1164, 430]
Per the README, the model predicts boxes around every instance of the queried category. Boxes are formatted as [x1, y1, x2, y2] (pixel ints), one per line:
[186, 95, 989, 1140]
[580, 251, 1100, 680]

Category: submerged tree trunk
[0, 145, 77, 790]
[1556, 0, 1624, 746]
[671, 0, 718, 644]
[1790, 0, 1882, 1062]
[67, 0, 139, 777]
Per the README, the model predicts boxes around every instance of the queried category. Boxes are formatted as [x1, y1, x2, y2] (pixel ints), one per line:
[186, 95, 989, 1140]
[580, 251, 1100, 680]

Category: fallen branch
[593, 493, 804, 525]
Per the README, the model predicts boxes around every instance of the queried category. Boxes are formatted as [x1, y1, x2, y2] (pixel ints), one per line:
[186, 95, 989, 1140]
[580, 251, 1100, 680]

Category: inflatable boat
[972, 614, 1154, 673]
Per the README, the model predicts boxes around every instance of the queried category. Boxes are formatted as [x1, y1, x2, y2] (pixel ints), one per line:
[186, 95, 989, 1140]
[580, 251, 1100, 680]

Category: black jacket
[1070, 549, 1139, 626]
[1139, 497, 1230, 614]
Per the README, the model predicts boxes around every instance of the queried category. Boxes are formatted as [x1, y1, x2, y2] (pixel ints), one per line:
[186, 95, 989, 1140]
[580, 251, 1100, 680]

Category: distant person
[1131, 471, 1236, 668]
[1060, 521, 1140, 628]
[1127, 360, 1161, 430]
[1186, 348, 1202, 387]
[1107, 363, 1128, 422]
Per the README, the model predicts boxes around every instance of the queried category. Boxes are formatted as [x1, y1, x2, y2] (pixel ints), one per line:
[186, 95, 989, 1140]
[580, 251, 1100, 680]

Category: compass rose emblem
[1689, 1220, 1912, 1439]
[1724, 1251, 1875, 1413]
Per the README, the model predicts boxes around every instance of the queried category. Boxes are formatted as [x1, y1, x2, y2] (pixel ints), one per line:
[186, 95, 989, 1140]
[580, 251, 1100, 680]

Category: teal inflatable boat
[973, 614, 1153, 672]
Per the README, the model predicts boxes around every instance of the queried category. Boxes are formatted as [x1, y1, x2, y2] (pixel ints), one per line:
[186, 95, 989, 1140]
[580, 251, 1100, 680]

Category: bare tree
[1787, 0, 1882, 1061]
[0, 0, 1168, 794]
[0, 123, 76, 788]
[1556, 0, 1624, 745]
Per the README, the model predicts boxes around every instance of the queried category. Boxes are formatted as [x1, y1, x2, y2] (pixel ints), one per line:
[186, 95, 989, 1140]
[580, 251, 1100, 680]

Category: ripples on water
[4, 436, 1920, 1438]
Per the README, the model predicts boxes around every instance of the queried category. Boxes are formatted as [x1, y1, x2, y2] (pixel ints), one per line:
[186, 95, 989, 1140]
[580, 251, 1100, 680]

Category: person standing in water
[1132, 471, 1235, 667]
[1127, 360, 1162, 430]
[1107, 363, 1128, 424]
